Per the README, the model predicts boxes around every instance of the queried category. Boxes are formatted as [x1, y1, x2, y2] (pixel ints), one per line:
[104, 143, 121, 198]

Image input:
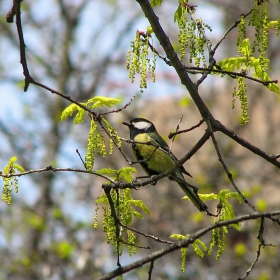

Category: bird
[122, 117, 208, 212]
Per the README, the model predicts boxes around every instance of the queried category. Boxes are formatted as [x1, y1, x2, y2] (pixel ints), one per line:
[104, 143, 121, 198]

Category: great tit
[122, 118, 208, 212]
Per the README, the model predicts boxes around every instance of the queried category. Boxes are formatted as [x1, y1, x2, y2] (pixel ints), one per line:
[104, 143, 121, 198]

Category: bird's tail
[172, 174, 208, 212]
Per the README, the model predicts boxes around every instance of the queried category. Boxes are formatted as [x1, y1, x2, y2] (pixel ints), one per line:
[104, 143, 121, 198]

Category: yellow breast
[134, 133, 175, 173]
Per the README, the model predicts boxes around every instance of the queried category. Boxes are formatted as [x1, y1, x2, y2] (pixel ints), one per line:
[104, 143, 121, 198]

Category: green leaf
[9, 156, 18, 164]
[132, 211, 143, 218]
[174, 4, 183, 23]
[179, 97, 190, 107]
[96, 167, 137, 183]
[195, 239, 207, 251]
[128, 199, 151, 215]
[150, 0, 162, 7]
[61, 96, 121, 124]
[256, 198, 267, 211]
[267, 82, 279, 94]
[234, 242, 247, 258]
[268, 20, 278, 29]
[192, 241, 207, 258]
[217, 57, 247, 72]
[74, 107, 85, 124]
[60, 103, 86, 124]
[86, 96, 121, 109]
[53, 242, 75, 260]
[117, 167, 137, 183]
[13, 164, 25, 173]
[170, 234, 186, 240]
[2, 157, 25, 204]
[238, 38, 251, 56]
[96, 168, 118, 176]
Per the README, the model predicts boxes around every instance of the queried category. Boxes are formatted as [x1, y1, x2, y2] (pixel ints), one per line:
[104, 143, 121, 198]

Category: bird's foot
[132, 177, 143, 189]
[150, 175, 157, 185]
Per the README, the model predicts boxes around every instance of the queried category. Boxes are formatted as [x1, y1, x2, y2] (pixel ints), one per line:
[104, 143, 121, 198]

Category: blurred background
[0, 0, 280, 279]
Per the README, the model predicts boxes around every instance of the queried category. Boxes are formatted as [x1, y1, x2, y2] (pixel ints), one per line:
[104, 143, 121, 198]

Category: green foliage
[150, 0, 162, 7]
[84, 117, 122, 172]
[85, 120, 106, 171]
[208, 189, 248, 260]
[232, 77, 249, 125]
[193, 238, 208, 258]
[179, 96, 190, 107]
[60, 103, 85, 124]
[218, 38, 279, 125]
[258, 272, 270, 280]
[248, 0, 269, 57]
[96, 167, 138, 184]
[51, 242, 75, 260]
[175, 0, 212, 66]
[237, 15, 246, 51]
[28, 213, 46, 231]
[2, 156, 25, 204]
[215, 2, 280, 125]
[268, 18, 280, 36]
[234, 242, 247, 258]
[170, 233, 207, 271]
[95, 167, 150, 256]
[61, 96, 122, 172]
[126, 30, 157, 93]
[102, 118, 122, 154]
[61, 96, 122, 124]
[256, 198, 267, 211]
[180, 247, 187, 272]
[183, 192, 215, 203]
[218, 46, 278, 95]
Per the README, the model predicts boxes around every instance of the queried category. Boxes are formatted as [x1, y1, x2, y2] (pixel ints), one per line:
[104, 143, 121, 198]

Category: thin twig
[215, 121, 280, 170]
[32, 81, 94, 115]
[213, 9, 253, 53]
[139, 34, 171, 66]
[195, 8, 259, 86]
[186, 66, 278, 86]
[148, 260, 154, 280]
[0, 166, 115, 183]
[101, 95, 136, 116]
[14, 0, 34, 91]
[169, 115, 183, 152]
[112, 131, 211, 191]
[97, 211, 280, 280]
[104, 187, 121, 267]
[76, 149, 87, 169]
[102, 184, 173, 247]
[238, 218, 276, 280]
[209, 130, 257, 211]
[6, 0, 16, 23]
[168, 120, 204, 139]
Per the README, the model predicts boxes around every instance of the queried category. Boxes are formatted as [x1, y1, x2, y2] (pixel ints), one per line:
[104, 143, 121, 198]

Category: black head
[122, 118, 156, 138]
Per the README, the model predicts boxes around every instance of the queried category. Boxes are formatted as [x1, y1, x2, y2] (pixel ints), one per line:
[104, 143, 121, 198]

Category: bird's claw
[150, 175, 157, 185]
[132, 177, 141, 189]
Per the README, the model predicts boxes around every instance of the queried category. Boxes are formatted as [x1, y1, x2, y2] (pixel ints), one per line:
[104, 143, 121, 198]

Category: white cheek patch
[133, 121, 152, 130]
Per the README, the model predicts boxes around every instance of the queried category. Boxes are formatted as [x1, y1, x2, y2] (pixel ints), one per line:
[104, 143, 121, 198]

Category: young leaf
[86, 96, 121, 109]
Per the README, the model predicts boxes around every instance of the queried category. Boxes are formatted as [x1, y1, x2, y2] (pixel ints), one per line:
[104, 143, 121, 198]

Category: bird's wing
[149, 133, 192, 178]
[148, 132, 170, 151]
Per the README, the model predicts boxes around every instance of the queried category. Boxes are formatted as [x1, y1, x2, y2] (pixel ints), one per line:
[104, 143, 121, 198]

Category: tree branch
[0, 166, 115, 183]
[210, 131, 257, 211]
[185, 66, 278, 86]
[215, 121, 280, 169]
[97, 211, 280, 280]
[136, 0, 214, 122]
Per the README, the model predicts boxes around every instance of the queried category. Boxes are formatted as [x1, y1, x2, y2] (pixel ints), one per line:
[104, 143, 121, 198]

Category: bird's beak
[122, 121, 130, 127]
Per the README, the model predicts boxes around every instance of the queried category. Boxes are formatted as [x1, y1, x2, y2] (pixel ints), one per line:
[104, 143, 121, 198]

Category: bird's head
[122, 118, 156, 138]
